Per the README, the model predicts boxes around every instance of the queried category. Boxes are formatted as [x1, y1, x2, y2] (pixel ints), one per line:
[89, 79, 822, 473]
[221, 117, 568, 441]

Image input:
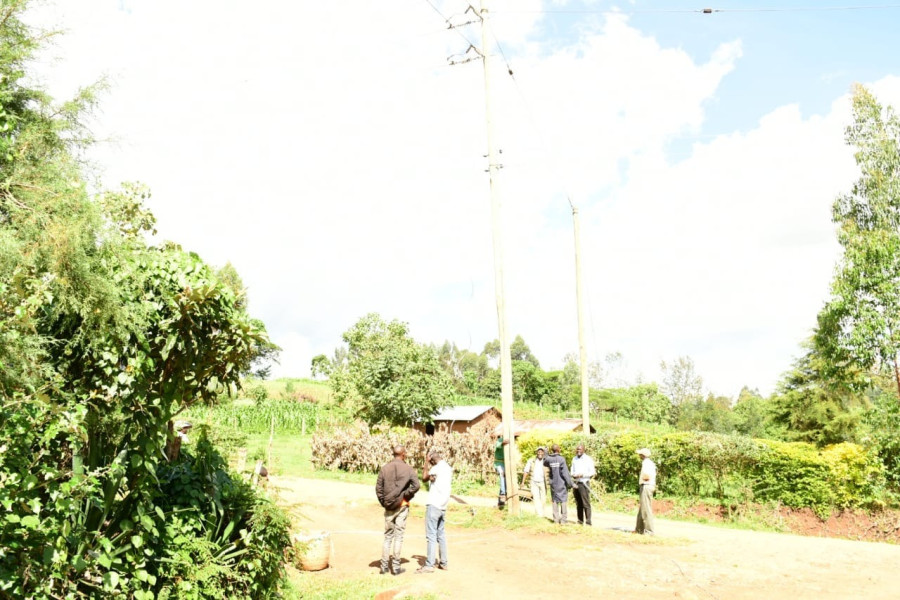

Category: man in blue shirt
[544, 444, 574, 524]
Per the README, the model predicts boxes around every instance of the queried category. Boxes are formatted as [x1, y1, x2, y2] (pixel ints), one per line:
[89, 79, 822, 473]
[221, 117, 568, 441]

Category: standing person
[494, 433, 509, 508]
[416, 451, 452, 574]
[570, 444, 596, 526]
[544, 444, 574, 524]
[375, 445, 420, 575]
[522, 446, 548, 518]
[635, 448, 656, 535]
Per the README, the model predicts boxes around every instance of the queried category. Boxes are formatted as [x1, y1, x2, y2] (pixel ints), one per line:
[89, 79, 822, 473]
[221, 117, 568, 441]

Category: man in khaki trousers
[635, 448, 656, 535]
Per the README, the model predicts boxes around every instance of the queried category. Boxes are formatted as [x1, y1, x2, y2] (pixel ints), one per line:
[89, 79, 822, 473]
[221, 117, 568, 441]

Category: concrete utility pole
[479, 0, 518, 515]
[571, 203, 591, 434]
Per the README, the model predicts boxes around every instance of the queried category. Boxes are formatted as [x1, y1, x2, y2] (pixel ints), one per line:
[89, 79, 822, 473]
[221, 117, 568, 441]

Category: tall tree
[331, 313, 452, 426]
[821, 84, 900, 398]
[660, 356, 703, 422]
[769, 339, 869, 445]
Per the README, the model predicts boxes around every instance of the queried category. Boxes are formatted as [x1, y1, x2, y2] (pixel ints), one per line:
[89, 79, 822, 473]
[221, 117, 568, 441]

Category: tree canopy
[821, 84, 900, 398]
[331, 313, 453, 426]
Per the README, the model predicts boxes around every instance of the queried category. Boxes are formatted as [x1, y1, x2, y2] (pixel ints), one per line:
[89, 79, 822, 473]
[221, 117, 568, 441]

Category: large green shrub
[0, 4, 290, 596]
[518, 428, 886, 514]
[155, 432, 291, 599]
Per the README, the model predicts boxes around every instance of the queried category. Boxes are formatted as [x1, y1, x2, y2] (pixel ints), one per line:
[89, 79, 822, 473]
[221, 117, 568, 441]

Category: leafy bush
[155, 430, 291, 599]
[519, 428, 886, 514]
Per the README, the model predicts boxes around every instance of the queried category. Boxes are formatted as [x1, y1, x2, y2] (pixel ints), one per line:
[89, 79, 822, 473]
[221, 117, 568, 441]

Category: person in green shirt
[494, 434, 509, 506]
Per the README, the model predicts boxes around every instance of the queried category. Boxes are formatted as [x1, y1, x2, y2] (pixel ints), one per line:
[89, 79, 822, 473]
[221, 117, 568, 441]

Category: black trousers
[573, 482, 591, 525]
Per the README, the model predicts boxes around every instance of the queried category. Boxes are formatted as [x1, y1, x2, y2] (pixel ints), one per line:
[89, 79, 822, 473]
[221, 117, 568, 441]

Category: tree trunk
[894, 356, 900, 400]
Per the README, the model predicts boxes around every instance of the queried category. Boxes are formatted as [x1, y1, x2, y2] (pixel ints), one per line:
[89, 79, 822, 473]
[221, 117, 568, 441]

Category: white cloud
[23, 2, 900, 397]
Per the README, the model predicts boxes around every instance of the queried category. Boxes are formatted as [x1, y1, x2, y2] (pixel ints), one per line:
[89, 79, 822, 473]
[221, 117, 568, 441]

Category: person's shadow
[368, 556, 422, 571]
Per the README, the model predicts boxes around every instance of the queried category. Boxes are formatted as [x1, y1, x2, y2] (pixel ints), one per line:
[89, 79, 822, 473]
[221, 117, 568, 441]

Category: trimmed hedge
[517, 428, 886, 515]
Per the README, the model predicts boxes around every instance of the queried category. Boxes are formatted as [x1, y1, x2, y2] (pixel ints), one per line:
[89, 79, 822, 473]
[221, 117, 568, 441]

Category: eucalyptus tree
[820, 85, 900, 399]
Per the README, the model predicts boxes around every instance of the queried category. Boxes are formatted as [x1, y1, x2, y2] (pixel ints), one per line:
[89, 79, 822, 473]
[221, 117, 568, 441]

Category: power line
[421, 0, 479, 48]
[494, 4, 900, 15]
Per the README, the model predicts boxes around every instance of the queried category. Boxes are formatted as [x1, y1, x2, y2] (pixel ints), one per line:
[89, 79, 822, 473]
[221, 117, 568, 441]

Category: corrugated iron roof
[429, 405, 498, 422]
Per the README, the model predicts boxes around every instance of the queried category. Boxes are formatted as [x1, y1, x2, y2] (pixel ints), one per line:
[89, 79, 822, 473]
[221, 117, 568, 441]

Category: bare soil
[273, 476, 900, 599]
[634, 498, 900, 544]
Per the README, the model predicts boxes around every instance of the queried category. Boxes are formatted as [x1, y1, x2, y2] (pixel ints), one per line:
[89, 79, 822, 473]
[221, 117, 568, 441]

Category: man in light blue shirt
[416, 451, 452, 573]
[570, 444, 596, 526]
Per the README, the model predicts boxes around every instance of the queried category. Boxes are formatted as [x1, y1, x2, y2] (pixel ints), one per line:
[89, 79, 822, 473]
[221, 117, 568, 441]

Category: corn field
[184, 400, 342, 434]
[311, 421, 498, 482]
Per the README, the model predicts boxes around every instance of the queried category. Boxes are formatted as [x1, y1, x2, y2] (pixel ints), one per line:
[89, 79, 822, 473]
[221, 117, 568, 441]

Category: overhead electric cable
[422, 0, 480, 48]
[494, 4, 900, 15]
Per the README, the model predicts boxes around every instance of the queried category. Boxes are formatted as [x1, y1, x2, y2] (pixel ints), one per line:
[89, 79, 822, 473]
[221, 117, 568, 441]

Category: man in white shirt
[522, 446, 547, 518]
[570, 444, 596, 526]
[635, 448, 656, 535]
[416, 451, 452, 573]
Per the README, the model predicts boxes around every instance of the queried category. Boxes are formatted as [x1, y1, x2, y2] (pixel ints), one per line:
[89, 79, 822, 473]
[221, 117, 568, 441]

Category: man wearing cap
[376, 445, 420, 575]
[522, 446, 548, 518]
[544, 444, 574, 524]
[570, 444, 596, 526]
[635, 448, 656, 535]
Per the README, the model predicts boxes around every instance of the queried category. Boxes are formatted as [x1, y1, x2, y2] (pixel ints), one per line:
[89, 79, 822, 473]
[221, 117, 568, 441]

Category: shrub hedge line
[517, 428, 886, 515]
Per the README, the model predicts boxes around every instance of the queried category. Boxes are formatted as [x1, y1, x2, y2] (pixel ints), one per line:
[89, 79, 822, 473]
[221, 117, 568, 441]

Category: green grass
[245, 433, 377, 485]
[283, 568, 440, 600]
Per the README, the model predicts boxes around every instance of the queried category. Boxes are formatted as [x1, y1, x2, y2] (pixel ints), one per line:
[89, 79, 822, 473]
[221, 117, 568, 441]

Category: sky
[22, 0, 900, 398]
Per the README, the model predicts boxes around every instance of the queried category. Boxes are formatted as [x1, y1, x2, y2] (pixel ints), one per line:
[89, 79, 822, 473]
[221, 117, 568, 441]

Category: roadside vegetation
[6, 0, 900, 596]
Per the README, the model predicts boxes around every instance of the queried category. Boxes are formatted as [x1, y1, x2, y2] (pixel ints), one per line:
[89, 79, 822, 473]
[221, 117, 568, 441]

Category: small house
[414, 405, 501, 435]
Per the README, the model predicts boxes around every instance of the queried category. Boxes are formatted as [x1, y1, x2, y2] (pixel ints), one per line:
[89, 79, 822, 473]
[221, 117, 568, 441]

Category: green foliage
[156, 433, 291, 599]
[822, 84, 900, 399]
[516, 430, 581, 465]
[732, 387, 779, 438]
[0, 3, 288, 597]
[863, 388, 900, 491]
[331, 313, 453, 426]
[247, 381, 269, 404]
[660, 356, 703, 413]
[595, 384, 671, 424]
[519, 428, 886, 514]
[675, 394, 739, 433]
[185, 399, 341, 435]
[770, 339, 870, 445]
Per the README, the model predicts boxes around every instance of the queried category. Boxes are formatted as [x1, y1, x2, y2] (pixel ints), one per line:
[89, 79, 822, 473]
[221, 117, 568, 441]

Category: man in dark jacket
[544, 444, 574, 524]
[376, 445, 420, 575]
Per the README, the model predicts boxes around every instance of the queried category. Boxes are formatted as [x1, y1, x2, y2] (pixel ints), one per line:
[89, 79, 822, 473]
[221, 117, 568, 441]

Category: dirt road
[273, 476, 899, 599]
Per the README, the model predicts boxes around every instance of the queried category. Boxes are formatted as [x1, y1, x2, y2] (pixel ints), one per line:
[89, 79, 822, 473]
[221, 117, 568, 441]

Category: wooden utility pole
[571, 203, 590, 434]
[479, 0, 518, 515]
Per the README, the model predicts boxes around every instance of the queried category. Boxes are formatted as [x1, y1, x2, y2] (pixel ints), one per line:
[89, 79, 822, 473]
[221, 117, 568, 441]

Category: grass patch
[245, 433, 377, 485]
[283, 567, 440, 600]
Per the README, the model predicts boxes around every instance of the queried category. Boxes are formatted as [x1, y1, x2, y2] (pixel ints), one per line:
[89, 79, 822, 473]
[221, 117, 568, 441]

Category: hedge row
[516, 428, 886, 515]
